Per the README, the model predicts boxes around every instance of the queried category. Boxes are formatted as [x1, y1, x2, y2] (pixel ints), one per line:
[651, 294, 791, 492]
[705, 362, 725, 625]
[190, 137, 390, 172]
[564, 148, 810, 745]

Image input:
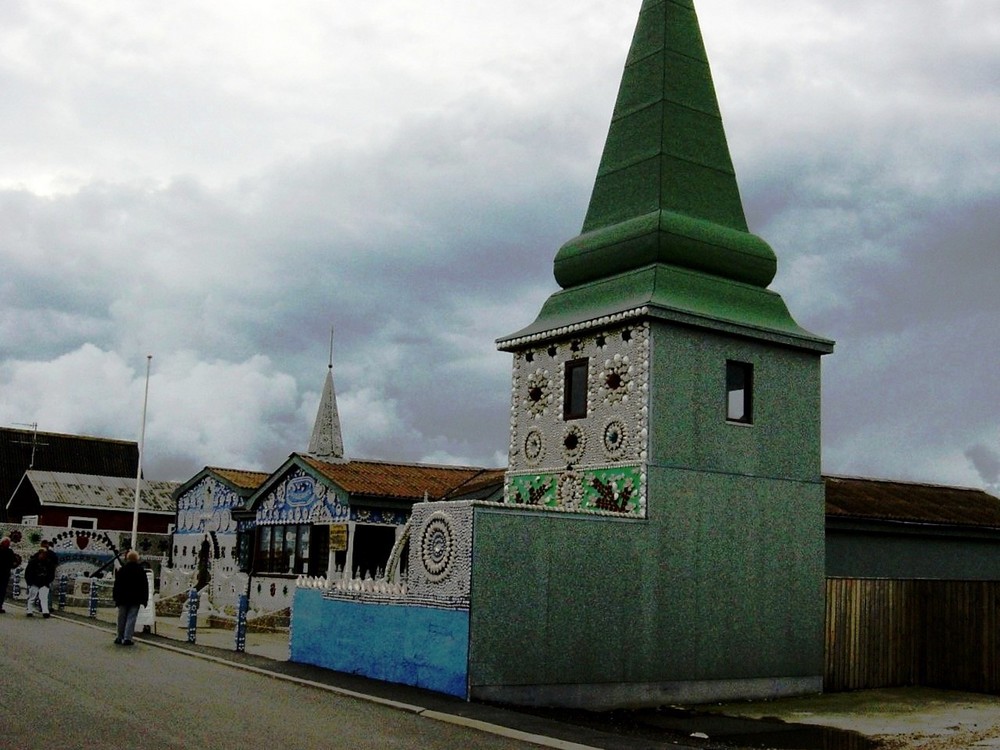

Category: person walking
[0, 537, 21, 613]
[24, 546, 57, 618]
[113, 550, 149, 646]
[40, 539, 59, 568]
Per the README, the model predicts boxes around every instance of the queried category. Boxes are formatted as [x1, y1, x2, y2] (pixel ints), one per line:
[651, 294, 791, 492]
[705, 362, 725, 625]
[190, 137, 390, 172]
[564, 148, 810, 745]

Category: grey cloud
[2, 0, 998, 489]
[967, 445, 1000, 486]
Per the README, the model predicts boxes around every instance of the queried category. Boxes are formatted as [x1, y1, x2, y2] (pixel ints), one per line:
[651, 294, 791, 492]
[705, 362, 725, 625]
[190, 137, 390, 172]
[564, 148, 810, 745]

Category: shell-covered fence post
[186, 588, 199, 644]
[235, 594, 248, 653]
[58, 574, 68, 610]
[87, 579, 98, 618]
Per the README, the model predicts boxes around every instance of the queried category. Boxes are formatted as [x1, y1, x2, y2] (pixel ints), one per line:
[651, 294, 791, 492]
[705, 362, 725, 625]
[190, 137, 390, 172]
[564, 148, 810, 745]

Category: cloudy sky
[1, 0, 997, 492]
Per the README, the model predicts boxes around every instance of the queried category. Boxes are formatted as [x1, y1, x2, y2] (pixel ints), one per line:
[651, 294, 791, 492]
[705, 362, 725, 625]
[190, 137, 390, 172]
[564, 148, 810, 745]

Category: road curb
[420, 710, 602, 750]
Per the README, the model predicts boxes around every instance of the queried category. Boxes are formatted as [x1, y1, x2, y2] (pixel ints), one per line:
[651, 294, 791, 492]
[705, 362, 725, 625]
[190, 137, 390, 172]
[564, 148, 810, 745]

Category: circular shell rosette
[524, 368, 553, 417]
[561, 424, 587, 463]
[420, 512, 455, 582]
[598, 354, 634, 406]
[602, 419, 629, 460]
[524, 428, 544, 465]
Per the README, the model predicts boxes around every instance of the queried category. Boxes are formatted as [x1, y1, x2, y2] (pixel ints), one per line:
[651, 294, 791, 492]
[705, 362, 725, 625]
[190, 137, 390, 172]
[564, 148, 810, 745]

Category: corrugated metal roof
[1, 427, 138, 519]
[25, 471, 179, 514]
[299, 455, 503, 502]
[825, 475, 1000, 529]
[208, 467, 270, 491]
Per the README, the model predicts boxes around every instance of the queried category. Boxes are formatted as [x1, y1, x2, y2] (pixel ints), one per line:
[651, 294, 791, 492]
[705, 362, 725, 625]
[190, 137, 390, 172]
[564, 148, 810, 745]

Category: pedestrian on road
[113, 550, 149, 646]
[40, 539, 59, 568]
[24, 547, 57, 618]
[1, 537, 21, 613]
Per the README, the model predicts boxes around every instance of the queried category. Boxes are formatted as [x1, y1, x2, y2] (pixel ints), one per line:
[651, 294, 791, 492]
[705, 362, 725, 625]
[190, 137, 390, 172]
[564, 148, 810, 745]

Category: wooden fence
[826, 578, 1000, 693]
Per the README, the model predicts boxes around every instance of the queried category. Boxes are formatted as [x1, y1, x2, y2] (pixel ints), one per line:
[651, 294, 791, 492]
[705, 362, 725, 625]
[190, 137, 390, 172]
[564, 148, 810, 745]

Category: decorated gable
[256, 466, 350, 525]
[175, 475, 242, 534]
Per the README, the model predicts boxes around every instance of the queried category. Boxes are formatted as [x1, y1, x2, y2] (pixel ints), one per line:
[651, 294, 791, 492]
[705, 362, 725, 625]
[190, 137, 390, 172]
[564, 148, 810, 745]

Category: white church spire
[307, 327, 345, 462]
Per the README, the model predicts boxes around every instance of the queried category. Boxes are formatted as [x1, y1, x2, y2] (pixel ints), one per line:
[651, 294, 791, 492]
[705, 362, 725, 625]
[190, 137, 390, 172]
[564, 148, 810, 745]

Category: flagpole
[131, 355, 152, 551]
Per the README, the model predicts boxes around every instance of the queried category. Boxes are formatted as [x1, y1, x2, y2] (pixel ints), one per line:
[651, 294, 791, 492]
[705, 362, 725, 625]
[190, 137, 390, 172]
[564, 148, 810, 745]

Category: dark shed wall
[827, 522, 1000, 580]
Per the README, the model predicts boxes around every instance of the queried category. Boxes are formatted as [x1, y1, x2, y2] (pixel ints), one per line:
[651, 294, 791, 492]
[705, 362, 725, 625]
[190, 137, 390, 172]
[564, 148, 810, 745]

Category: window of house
[726, 360, 754, 424]
[68, 516, 97, 529]
[253, 523, 329, 576]
[563, 358, 589, 420]
[236, 529, 252, 572]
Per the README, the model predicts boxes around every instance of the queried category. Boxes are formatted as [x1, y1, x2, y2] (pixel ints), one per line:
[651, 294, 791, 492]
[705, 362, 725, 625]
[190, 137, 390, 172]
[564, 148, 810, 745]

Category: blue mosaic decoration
[42, 530, 122, 582]
[88, 580, 98, 618]
[176, 477, 243, 533]
[256, 467, 350, 525]
[285, 475, 316, 506]
[235, 594, 249, 653]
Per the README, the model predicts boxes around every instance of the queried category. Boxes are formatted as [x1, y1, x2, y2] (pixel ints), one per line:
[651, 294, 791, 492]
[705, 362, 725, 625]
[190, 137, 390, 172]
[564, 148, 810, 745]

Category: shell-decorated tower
[498, 0, 833, 516]
[485, 0, 834, 705]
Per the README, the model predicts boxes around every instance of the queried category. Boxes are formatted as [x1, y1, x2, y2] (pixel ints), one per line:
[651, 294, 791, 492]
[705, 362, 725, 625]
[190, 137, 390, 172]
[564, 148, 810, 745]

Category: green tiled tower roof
[499, 0, 832, 353]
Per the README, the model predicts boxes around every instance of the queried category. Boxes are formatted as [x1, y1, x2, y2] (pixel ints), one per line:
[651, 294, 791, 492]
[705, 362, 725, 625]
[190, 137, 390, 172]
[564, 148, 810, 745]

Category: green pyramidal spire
[556, 0, 774, 290]
[500, 0, 831, 351]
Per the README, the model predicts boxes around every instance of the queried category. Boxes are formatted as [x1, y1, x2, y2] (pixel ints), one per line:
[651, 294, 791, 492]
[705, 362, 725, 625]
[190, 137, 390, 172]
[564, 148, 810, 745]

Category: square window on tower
[726, 360, 754, 424]
[564, 358, 589, 420]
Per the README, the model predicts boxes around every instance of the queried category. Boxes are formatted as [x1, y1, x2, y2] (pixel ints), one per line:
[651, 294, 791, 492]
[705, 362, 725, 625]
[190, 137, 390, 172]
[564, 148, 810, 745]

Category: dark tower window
[726, 360, 753, 424]
[564, 358, 589, 420]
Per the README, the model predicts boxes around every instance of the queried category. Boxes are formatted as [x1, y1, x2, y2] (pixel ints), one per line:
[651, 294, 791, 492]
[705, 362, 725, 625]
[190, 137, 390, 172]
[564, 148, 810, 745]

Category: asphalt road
[0, 612, 544, 750]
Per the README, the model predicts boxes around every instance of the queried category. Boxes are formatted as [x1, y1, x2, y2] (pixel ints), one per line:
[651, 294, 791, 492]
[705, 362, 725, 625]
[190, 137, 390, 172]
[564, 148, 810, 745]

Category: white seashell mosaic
[506, 321, 649, 516]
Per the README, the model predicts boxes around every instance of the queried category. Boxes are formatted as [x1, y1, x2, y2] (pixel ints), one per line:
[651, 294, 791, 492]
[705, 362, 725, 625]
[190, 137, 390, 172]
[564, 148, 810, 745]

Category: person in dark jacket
[24, 547, 57, 618]
[0, 537, 21, 613]
[113, 550, 149, 645]
[40, 539, 59, 568]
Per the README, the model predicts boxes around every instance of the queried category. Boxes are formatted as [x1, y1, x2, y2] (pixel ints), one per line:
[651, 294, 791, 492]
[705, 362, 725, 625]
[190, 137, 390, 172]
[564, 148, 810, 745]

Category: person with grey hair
[112, 550, 149, 646]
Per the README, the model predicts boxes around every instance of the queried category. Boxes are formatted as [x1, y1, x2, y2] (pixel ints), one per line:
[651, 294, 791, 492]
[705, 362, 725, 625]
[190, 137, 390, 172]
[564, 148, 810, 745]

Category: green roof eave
[497, 263, 834, 354]
[554, 209, 777, 289]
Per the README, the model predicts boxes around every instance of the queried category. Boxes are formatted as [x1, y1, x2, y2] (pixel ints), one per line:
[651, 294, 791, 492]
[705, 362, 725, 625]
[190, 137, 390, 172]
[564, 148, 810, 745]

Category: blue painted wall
[290, 589, 471, 698]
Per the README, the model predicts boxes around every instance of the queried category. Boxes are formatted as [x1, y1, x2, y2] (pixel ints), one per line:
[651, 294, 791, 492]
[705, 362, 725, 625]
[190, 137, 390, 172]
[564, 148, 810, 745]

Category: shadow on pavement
[510, 704, 883, 750]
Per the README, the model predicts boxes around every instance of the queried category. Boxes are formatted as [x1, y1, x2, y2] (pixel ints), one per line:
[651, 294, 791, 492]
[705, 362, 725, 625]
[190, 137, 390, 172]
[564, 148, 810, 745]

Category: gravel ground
[704, 687, 1000, 749]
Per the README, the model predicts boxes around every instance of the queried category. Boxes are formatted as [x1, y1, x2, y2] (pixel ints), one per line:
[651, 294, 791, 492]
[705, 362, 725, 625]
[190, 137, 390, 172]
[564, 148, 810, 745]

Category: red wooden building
[6, 470, 177, 534]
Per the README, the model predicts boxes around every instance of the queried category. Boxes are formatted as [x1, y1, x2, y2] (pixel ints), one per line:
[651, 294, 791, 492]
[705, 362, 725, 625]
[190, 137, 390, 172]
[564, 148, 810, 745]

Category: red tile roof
[299, 455, 503, 502]
[208, 467, 270, 491]
[825, 475, 1000, 529]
